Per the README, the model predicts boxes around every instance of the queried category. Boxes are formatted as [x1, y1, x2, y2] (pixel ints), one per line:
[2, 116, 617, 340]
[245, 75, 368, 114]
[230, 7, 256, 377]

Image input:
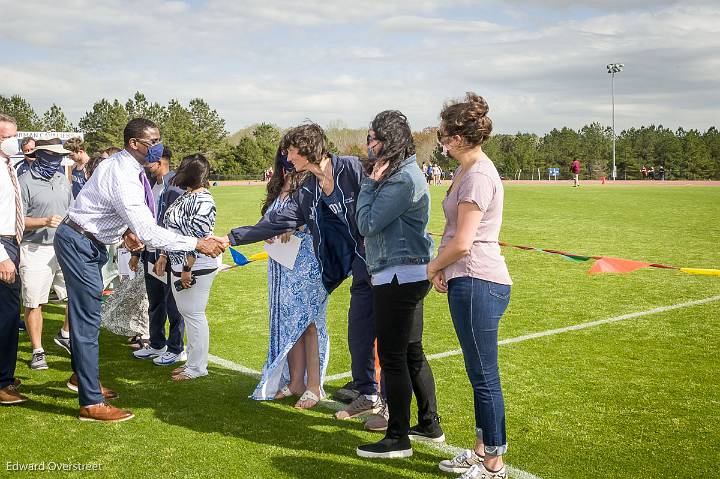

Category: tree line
[2, 93, 719, 180]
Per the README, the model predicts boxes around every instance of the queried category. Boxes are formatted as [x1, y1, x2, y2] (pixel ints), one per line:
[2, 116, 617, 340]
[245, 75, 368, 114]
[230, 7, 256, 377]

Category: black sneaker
[54, 331, 71, 355]
[357, 436, 412, 459]
[409, 415, 445, 443]
[332, 380, 360, 404]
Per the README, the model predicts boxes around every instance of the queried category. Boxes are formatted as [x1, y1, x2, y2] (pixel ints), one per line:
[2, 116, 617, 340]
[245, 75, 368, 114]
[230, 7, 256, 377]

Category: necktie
[139, 171, 157, 218]
[4, 157, 24, 243]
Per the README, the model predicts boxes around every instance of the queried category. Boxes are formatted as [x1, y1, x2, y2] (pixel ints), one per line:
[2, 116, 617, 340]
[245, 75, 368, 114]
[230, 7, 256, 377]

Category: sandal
[274, 385, 295, 400]
[172, 373, 195, 381]
[172, 365, 187, 376]
[294, 390, 320, 409]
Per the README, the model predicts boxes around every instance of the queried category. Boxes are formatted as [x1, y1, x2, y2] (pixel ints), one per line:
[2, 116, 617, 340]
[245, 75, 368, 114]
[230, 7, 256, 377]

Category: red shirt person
[571, 158, 581, 187]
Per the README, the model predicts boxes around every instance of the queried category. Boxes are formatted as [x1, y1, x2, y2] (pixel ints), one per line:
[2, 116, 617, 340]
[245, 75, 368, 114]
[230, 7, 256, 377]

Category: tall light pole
[607, 63, 624, 180]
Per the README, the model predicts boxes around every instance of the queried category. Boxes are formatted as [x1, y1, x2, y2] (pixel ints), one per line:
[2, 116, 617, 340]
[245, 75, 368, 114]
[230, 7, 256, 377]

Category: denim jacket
[356, 155, 433, 275]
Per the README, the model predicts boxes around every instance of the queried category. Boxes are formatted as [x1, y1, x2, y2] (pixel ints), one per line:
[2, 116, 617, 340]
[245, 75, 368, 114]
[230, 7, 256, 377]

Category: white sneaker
[439, 449, 484, 473]
[459, 464, 507, 479]
[133, 345, 167, 359]
[153, 350, 187, 366]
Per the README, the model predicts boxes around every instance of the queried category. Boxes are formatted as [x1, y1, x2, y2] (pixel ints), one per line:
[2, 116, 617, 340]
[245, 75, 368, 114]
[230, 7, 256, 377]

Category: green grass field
[3, 183, 719, 479]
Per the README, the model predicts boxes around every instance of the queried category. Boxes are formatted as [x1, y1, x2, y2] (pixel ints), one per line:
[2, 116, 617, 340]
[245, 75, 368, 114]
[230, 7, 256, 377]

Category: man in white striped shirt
[53, 118, 225, 422]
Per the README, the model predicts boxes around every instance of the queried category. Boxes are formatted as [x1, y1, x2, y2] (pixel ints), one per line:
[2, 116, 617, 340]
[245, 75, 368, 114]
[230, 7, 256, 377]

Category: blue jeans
[448, 276, 511, 456]
[54, 224, 108, 407]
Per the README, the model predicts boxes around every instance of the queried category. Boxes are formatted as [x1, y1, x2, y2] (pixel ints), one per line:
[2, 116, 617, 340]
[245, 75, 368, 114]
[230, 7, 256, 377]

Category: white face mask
[0, 137, 19, 158]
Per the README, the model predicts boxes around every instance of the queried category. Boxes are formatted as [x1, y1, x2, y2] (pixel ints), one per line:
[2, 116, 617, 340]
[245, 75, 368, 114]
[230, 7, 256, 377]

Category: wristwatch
[182, 265, 191, 272]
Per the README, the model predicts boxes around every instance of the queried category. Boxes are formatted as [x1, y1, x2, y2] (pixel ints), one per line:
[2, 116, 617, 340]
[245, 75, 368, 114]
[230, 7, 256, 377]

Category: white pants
[171, 270, 217, 378]
[19, 243, 67, 308]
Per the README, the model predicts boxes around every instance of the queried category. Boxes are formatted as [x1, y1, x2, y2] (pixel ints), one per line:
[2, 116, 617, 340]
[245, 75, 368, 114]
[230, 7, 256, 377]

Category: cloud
[1, 1, 718, 135]
[378, 15, 508, 33]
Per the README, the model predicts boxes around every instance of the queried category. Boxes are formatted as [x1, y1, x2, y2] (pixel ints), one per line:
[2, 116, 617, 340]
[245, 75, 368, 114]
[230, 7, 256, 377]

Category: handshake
[122, 230, 231, 258]
[197, 235, 231, 257]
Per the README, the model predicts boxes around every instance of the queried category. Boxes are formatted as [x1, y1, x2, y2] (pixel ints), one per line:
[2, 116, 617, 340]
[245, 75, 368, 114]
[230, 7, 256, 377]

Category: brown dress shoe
[0, 384, 28, 405]
[67, 373, 119, 400]
[78, 403, 134, 422]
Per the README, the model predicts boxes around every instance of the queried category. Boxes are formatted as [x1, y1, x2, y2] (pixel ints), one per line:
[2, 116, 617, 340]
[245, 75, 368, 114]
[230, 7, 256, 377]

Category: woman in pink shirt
[427, 93, 512, 479]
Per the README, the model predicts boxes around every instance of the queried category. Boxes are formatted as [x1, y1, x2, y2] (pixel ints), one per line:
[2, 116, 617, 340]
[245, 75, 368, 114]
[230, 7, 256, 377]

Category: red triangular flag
[588, 257, 651, 274]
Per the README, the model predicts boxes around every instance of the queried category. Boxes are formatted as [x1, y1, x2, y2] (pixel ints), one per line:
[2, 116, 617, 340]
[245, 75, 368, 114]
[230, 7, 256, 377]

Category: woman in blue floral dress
[251, 145, 329, 409]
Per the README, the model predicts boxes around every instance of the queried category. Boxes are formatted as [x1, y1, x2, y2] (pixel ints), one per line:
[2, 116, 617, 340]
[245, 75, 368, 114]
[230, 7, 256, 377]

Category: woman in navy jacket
[224, 124, 381, 418]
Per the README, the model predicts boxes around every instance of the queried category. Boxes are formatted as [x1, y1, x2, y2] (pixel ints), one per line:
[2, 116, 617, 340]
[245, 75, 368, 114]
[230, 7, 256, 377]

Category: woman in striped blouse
[162, 154, 220, 381]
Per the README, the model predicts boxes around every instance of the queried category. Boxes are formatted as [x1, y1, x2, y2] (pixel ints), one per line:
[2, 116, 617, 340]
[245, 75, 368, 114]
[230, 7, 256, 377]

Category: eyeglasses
[135, 138, 162, 147]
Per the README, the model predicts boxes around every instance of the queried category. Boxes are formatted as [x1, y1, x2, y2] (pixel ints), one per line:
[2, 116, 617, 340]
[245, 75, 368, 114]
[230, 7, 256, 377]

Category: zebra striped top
[164, 189, 218, 270]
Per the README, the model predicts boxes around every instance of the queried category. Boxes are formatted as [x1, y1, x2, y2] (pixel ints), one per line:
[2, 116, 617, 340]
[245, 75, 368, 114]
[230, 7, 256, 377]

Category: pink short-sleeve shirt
[439, 158, 512, 285]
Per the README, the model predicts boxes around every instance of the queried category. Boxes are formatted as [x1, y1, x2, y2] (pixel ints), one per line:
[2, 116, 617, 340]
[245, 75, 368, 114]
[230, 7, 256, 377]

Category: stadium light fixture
[607, 63, 624, 180]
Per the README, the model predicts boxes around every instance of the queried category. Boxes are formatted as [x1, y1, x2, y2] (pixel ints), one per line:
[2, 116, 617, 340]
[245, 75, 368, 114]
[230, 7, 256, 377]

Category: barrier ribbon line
[427, 232, 719, 276]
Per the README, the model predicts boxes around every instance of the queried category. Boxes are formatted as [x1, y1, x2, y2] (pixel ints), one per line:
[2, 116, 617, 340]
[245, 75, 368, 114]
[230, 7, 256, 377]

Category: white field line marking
[325, 294, 720, 382]
[207, 353, 261, 376]
[207, 354, 542, 479]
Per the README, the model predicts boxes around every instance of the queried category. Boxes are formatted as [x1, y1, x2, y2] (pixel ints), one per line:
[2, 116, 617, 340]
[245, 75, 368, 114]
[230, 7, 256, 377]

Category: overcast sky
[2, 0, 719, 134]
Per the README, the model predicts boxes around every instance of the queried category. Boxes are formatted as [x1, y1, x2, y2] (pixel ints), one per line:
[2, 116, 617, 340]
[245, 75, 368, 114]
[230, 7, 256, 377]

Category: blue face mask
[30, 150, 64, 180]
[145, 142, 164, 163]
[279, 153, 294, 172]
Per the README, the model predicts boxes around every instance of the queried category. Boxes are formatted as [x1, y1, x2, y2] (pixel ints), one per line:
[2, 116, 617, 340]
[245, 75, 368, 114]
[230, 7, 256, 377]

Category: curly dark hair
[370, 110, 416, 181]
[284, 123, 329, 164]
[261, 135, 311, 215]
[439, 92, 492, 148]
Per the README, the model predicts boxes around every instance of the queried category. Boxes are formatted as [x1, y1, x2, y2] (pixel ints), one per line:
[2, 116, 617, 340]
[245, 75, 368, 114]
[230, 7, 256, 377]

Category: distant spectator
[571, 158, 581, 187]
[63, 137, 91, 198]
[658, 165, 665, 181]
[641, 165, 648, 179]
[15, 137, 36, 177]
[648, 166, 655, 180]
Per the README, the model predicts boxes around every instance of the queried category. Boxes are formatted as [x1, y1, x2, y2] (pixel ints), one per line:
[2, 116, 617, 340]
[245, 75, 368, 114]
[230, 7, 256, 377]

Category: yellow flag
[248, 252, 269, 262]
[680, 268, 720, 277]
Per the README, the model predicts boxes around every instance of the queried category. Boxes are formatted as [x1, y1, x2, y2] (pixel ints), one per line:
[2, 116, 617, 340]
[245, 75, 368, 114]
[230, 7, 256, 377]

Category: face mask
[30, 150, 64, 180]
[145, 142, 164, 163]
[279, 153, 294, 172]
[0, 137, 19, 157]
[367, 145, 383, 162]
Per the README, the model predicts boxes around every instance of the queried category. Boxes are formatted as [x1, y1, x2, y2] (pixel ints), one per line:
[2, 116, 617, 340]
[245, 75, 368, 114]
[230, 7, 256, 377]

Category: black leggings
[373, 277, 439, 439]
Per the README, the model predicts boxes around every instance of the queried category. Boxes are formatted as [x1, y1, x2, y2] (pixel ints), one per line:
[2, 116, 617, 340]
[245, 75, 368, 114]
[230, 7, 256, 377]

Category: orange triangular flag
[588, 257, 651, 274]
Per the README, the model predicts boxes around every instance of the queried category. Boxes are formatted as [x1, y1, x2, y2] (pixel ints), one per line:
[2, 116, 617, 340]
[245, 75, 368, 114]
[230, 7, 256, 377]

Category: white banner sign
[16, 131, 83, 141]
